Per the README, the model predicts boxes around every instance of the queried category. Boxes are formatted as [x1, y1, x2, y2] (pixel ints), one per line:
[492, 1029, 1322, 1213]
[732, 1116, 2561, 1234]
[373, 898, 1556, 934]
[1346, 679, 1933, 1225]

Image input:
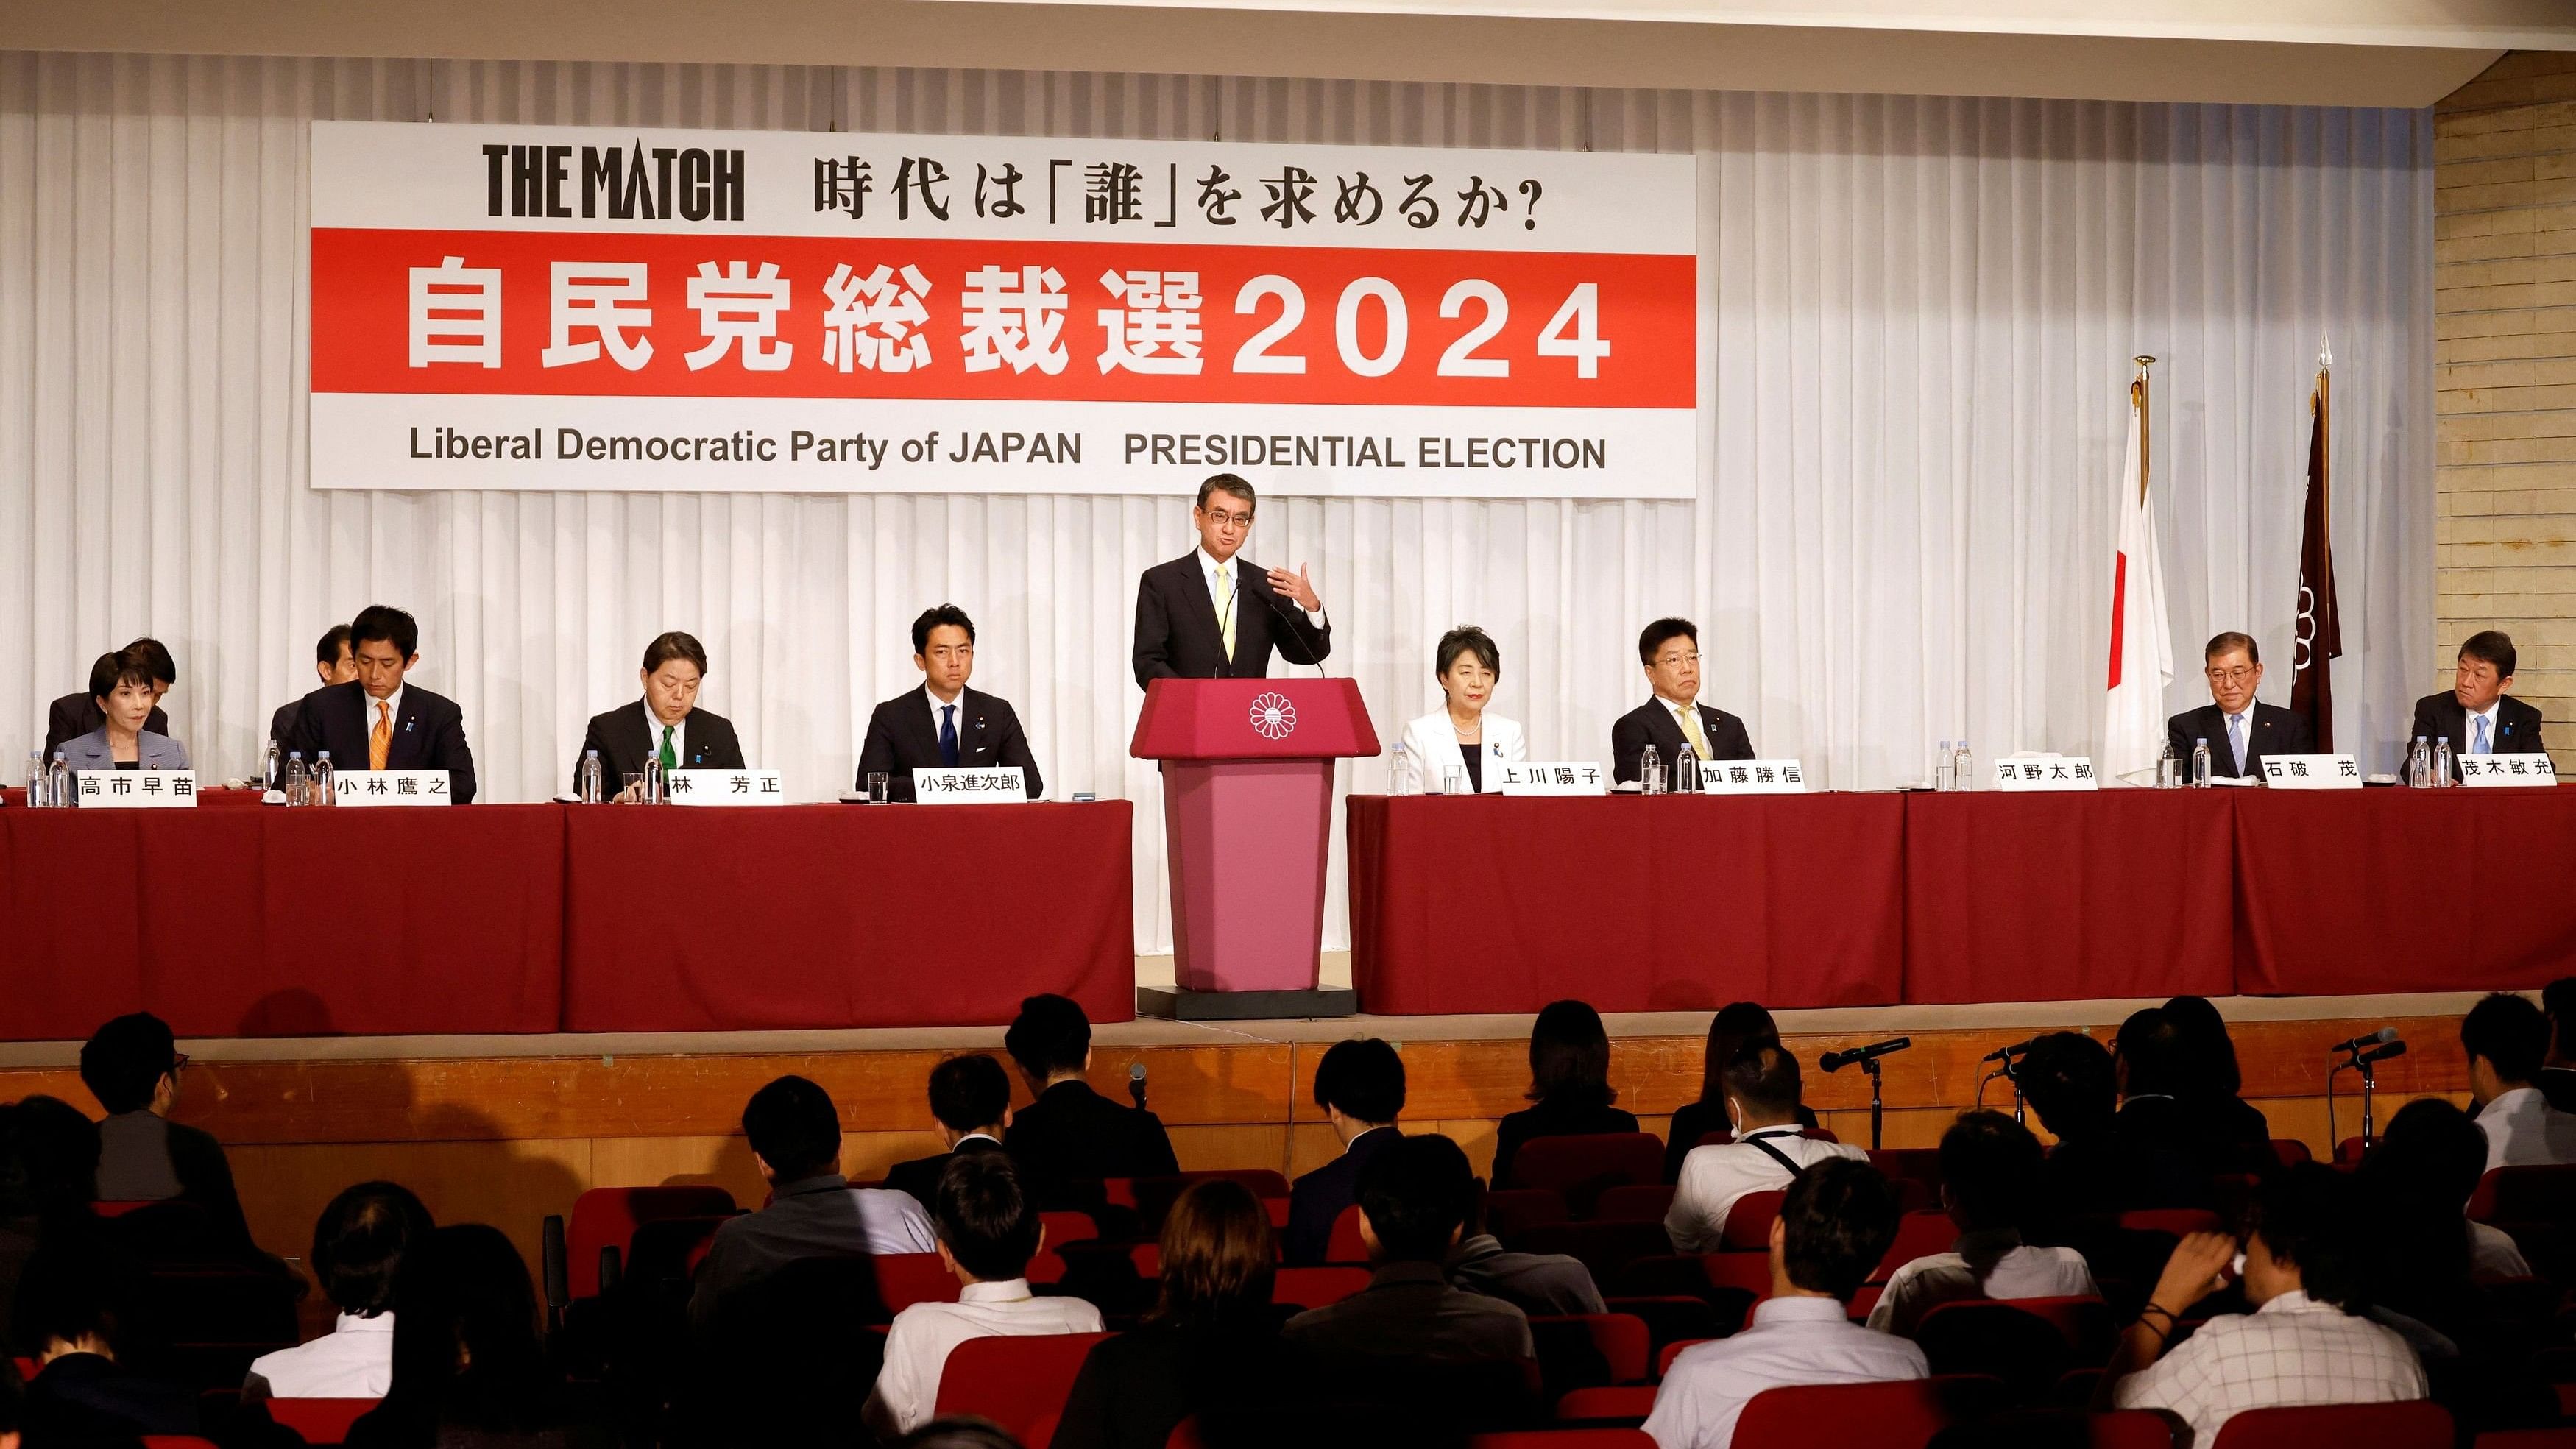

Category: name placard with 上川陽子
[1496, 761, 1606, 796]
[666, 768, 787, 804]
[2459, 754, 2560, 788]
[1990, 757, 2100, 793]
[1698, 759, 1807, 796]
[2260, 754, 2362, 790]
[333, 770, 454, 805]
[911, 766, 1030, 803]
[72, 770, 199, 809]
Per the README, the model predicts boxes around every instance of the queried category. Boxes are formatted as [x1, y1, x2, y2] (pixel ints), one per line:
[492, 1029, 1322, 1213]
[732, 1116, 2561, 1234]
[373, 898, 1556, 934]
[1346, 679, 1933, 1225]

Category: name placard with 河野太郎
[666, 768, 787, 804]
[2260, 754, 2362, 790]
[912, 767, 1029, 803]
[1991, 757, 2099, 792]
[73, 770, 199, 808]
[333, 770, 453, 805]
[1497, 762, 1606, 796]
[2460, 754, 2559, 787]
[1699, 759, 1807, 795]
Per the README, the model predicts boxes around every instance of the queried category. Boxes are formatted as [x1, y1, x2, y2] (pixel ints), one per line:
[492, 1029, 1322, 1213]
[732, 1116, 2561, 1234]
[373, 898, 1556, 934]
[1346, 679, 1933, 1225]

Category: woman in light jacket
[1398, 626, 1526, 793]
[60, 648, 191, 777]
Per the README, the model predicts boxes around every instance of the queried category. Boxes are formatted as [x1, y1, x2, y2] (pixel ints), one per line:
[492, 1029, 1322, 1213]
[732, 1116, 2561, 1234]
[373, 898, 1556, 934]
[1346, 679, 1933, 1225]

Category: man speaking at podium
[1132, 474, 1332, 685]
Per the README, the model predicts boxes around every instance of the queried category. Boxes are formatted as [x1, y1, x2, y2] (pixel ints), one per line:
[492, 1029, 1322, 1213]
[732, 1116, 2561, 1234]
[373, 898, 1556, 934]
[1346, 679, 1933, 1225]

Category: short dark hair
[15, 1237, 124, 1352]
[1779, 1157, 1900, 1302]
[642, 631, 708, 676]
[2368, 1098, 2491, 1211]
[2019, 1032, 2115, 1141]
[1434, 627, 1501, 681]
[351, 604, 420, 659]
[2545, 977, 2576, 1063]
[386, 1224, 544, 1406]
[314, 1181, 434, 1317]
[1313, 1038, 1406, 1124]
[315, 625, 353, 667]
[124, 637, 176, 686]
[1724, 1041, 1802, 1120]
[933, 1149, 1040, 1280]
[0, 1097, 102, 1217]
[2114, 1007, 2186, 1098]
[910, 605, 977, 655]
[2162, 995, 2244, 1097]
[1355, 1133, 1475, 1263]
[1699, 1002, 1782, 1108]
[2254, 1163, 2366, 1311]
[1003, 994, 1091, 1081]
[1195, 474, 1255, 512]
[1638, 617, 1698, 668]
[2204, 631, 2259, 666]
[2460, 629, 2519, 679]
[891, 1420, 1024, 1449]
[1526, 999, 1616, 1109]
[927, 1055, 1011, 1136]
[1156, 1178, 1275, 1322]
[2463, 992, 2550, 1086]
[78, 1012, 177, 1115]
[1939, 1110, 2044, 1233]
[89, 649, 157, 705]
[743, 1075, 842, 1180]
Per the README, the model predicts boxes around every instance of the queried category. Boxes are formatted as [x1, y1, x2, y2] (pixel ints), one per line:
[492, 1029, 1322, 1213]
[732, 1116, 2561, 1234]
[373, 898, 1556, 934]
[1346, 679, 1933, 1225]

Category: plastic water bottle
[1389, 743, 1416, 797]
[645, 755, 665, 804]
[2433, 735, 2454, 789]
[1953, 740, 1974, 791]
[579, 749, 605, 804]
[26, 749, 47, 807]
[1674, 745, 1700, 794]
[284, 751, 310, 806]
[2410, 735, 2430, 789]
[48, 754, 69, 809]
[1933, 741, 1952, 793]
[314, 751, 337, 806]
[1640, 744, 1666, 796]
[2156, 737, 2179, 790]
[2190, 738, 2212, 788]
[262, 739, 283, 796]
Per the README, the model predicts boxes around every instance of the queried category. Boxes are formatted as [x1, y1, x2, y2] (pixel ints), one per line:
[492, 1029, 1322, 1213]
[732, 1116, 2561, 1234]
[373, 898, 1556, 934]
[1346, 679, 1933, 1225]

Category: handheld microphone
[2357, 1038, 2408, 1066]
[2330, 1027, 2399, 1054]
[1246, 560, 1332, 676]
[1821, 1038, 1911, 1072]
[1980, 1038, 2037, 1065]
[1128, 1061, 1148, 1110]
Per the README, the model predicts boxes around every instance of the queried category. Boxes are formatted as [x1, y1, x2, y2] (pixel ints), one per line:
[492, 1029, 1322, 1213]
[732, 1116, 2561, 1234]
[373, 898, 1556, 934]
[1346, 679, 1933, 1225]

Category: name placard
[913, 766, 1029, 803]
[1699, 759, 1808, 795]
[2260, 754, 2363, 790]
[1498, 761, 1607, 796]
[332, 770, 453, 805]
[1991, 757, 2100, 792]
[2460, 754, 2560, 788]
[667, 768, 788, 804]
[73, 770, 199, 808]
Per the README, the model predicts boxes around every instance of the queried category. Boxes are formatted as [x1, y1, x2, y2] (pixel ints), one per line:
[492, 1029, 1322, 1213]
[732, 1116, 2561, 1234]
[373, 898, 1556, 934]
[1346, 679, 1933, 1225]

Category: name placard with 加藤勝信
[72, 771, 199, 808]
[666, 768, 788, 804]
[1496, 762, 1607, 796]
[1990, 757, 2100, 792]
[911, 767, 1029, 803]
[1698, 759, 1808, 795]
[2259, 754, 2363, 790]
[2459, 754, 2560, 787]
[333, 770, 453, 805]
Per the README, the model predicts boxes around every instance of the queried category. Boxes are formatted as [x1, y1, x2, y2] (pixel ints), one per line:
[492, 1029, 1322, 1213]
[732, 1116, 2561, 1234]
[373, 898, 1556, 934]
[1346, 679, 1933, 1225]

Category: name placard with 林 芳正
[2260, 754, 2362, 790]
[913, 767, 1029, 803]
[666, 768, 787, 804]
[1699, 759, 1808, 795]
[1497, 762, 1607, 796]
[72, 770, 199, 808]
[1990, 757, 2100, 792]
[331, 770, 453, 805]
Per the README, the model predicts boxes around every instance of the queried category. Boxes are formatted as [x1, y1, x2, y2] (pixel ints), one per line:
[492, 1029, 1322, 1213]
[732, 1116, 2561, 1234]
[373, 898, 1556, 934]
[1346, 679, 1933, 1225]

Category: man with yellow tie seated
[1611, 617, 1755, 786]
[286, 604, 479, 804]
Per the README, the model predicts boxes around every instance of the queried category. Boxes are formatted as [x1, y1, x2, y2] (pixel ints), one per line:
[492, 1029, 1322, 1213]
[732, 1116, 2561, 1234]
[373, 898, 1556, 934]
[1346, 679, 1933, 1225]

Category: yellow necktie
[369, 701, 392, 771]
[1677, 703, 1713, 760]
[1216, 565, 1236, 661]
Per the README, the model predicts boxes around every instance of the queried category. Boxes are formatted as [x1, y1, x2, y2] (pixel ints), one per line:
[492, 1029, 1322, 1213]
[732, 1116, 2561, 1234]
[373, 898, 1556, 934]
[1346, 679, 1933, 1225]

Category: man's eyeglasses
[1202, 508, 1253, 528]
[2204, 667, 2256, 684]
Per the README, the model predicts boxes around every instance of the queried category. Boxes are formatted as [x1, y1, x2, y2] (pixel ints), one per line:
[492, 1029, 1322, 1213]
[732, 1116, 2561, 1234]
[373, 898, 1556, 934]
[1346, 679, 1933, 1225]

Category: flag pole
[2134, 356, 2154, 506]
[2317, 332, 2332, 537]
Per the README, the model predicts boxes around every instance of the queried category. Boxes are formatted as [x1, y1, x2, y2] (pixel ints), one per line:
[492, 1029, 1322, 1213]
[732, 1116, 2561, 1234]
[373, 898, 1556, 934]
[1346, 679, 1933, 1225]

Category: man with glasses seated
[2166, 631, 2310, 782]
[1613, 617, 1754, 787]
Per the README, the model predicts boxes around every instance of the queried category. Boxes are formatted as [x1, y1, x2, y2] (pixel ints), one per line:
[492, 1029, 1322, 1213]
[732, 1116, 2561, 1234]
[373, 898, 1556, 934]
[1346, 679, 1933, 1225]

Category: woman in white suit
[59, 648, 191, 778]
[1400, 626, 1526, 793]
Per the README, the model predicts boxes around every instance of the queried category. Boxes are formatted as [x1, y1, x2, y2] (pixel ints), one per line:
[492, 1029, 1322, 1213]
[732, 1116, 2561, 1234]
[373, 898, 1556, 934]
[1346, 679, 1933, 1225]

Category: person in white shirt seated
[244, 1181, 433, 1400]
[2463, 992, 2576, 1173]
[1646, 1158, 1925, 1449]
[1666, 1043, 1866, 1253]
[2105, 1163, 2426, 1447]
[1397, 626, 1527, 793]
[862, 1150, 1103, 1437]
[1866, 1110, 2098, 1336]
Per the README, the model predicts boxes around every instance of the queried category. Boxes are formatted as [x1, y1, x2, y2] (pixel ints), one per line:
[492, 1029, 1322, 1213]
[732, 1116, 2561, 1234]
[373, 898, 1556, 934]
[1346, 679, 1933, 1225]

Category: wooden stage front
[0, 991, 2489, 1286]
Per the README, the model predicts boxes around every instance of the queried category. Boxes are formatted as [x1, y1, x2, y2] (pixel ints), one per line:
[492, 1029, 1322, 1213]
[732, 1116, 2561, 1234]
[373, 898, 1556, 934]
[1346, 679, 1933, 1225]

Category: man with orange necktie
[286, 604, 479, 804]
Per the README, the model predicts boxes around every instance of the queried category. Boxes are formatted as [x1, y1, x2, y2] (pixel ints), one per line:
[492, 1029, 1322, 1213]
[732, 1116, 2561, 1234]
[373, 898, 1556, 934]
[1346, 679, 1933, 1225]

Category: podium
[1129, 678, 1379, 1020]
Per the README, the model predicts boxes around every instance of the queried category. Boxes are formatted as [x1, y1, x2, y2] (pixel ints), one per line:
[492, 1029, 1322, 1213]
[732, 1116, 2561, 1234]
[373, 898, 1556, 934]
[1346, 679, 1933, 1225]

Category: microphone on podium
[2329, 1027, 2398, 1054]
[1128, 1061, 1149, 1110]
[1821, 1038, 1911, 1072]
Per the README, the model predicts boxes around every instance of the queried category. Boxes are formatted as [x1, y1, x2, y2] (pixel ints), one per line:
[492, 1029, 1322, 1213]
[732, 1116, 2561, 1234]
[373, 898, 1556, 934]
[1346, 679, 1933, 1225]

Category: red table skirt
[561, 802, 1135, 1031]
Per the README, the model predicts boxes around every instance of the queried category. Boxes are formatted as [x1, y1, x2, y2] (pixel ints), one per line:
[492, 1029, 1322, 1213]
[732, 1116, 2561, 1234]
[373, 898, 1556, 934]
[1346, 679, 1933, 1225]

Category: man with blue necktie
[2410, 629, 2547, 783]
[2165, 632, 2311, 782]
[856, 604, 1043, 801]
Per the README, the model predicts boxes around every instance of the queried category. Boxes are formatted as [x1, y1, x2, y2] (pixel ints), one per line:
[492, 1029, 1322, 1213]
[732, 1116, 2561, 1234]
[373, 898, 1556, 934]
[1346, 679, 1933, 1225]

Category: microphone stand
[2329, 1042, 2392, 1157]
[1861, 1055, 1886, 1151]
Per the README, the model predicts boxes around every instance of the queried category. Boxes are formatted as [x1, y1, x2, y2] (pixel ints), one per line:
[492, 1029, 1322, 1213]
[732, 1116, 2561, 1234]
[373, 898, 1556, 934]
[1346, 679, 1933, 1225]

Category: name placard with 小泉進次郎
[1990, 757, 2099, 792]
[912, 767, 1029, 803]
[1699, 759, 1808, 795]
[333, 770, 454, 805]
[2260, 754, 2362, 790]
[665, 768, 787, 804]
[2460, 754, 2560, 788]
[1496, 762, 1606, 796]
[72, 770, 199, 808]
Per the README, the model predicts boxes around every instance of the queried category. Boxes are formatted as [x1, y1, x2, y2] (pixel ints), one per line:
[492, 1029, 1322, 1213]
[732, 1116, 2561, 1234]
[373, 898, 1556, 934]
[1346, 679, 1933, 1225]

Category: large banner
[308, 121, 1699, 497]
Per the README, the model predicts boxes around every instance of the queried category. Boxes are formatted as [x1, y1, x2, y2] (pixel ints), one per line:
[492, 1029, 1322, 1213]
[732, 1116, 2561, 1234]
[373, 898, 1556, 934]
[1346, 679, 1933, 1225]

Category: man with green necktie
[574, 631, 748, 797]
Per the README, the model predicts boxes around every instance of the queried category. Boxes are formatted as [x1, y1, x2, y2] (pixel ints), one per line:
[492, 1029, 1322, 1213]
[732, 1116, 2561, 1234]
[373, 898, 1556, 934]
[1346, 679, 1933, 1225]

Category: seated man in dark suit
[18, 1239, 198, 1443]
[2109, 1009, 2215, 1210]
[2412, 628, 2546, 781]
[286, 604, 478, 804]
[81, 1012, 269, 1264]
[885, 1053, 1013, 1210]
[1001, 993, 1178, 1209]
[1130, 472, 1331, 685]
[856, 604, 1041, 801]
[1286, 1038, 1406, 1265]
[2166, 631, 2312, 782]
[270, 626, 357, 753]
[43, 637, 173, 757]
[1610, 618, 1753, 785]
[576, 631, 746, 796]
[2541, 977, 2576, 1114]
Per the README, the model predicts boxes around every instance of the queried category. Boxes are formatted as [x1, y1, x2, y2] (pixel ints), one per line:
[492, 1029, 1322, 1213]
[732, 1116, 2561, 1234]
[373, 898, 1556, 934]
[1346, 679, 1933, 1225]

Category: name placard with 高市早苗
[72, 771, 199, 808]
[305, 121, 1699, 500]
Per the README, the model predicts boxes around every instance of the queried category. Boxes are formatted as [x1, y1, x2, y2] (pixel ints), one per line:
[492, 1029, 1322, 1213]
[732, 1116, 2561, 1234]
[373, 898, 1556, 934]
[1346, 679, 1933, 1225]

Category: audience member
[864, 1151, 1103, 1438]
[690, 1075, 937, 1328]
[15, 1236, 196, 1443]
[1002, 995, 1179, 1209]
[1446, 1185, 1604, 1317]
[888, 1055, 1015, 1210]
[345, 1223, 601, 1449]
[1647, 1158, 1924, 1449]
[896, 1421, 1022, 1449]
[1666, 1043, 1865, 1253]
[2463, 993, 2576, 1171]
[2017, 1032, 2128, 1225]
[1866, 1111, 2096, 1336]
[1285, 1038, 1406, 1266]
[2541, 977, 2576, 1113]
[2106, 1164, 2427, 1446]
[0, 1099, 103, 1358]
[1, 1353, 20, 1449]
[1665, 1003, 1817, 1184]
[79, 1013, 266, 1258]
[246, 1181, 433, 1400]
[1491, 1002, 1641, 1190]
[1052, 1180, 1299, 1449]
[2161, 996, 2273, 1176]
[2106, 1011, 2216, 1210]
[2360, 1100, 2527, 1320]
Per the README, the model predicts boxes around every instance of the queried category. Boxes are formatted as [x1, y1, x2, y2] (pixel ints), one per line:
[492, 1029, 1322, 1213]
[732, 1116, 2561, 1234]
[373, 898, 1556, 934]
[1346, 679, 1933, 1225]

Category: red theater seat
[1720, 1191, 1786, 1251]
[931, 1332, 1110, 1446]
[1471, 1434, 1655, 1449]
[1731, 1376, 2003, 1449]
[565, 1186, 737, 1298]
[1274, 1266, 1373, 1309]
[870, 1253, 963, 1313]
[265, 1398, 379, 1445]
[1508, 1133, 1668, 1211]
[2207, 1401, 2451, 1449]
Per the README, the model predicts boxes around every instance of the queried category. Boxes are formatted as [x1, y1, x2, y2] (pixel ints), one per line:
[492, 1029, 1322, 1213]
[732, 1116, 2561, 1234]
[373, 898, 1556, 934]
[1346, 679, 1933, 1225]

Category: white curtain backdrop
[0, 54, 2434, 954]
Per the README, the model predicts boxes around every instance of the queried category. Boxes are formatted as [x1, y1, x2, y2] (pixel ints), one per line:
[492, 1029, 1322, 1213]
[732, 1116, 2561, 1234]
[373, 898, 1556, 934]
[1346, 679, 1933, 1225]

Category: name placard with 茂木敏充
[333, 770, 453, 805]
[2260, 754, 2363, 790]
[1699, 759, 1808, 795]
[2460, 754, 2559, 788]
[667, 768, 787, 804]
[1497, 761, 1607, 796]
[1991, 757, 2100, 792]
[73, 770, 199, 808]
[912, 767, 1029, 803]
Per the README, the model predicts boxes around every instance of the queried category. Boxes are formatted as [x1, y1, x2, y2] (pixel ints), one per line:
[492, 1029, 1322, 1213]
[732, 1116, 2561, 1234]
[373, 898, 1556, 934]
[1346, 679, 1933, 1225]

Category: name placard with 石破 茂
[912, 767, 1029, 803]
[1496, 762, 1606, 796]
[1991, 757, 2100, 792]
[333, 770, 453, 805]
[2260, 754, 2362, 790]
[1699, 759, 1808, 795]
[666, 768, 788, 804]
[73, 770, 199, 808]
[2460, 754, 2560, 788]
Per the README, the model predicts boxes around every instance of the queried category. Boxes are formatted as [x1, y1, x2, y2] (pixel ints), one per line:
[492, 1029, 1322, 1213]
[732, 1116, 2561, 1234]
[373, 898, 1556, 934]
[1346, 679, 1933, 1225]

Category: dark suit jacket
[2410, 691, 2547, 781]
[1490, 1100, 1641, 1191]
[2165, 701, 2312, 780]
[1004, 1080, 1180, 1211]
[267, 699, 307, 754]
[44, 694, 169, 757]
[1282, 1258, 1534, 1364]
[574, 701, 746, 793]
[1610, 698, 1755, 784]
[854, 686, 1041, 801]
[1285, 1125, 1404, 1266]
[286, 680, 478, 804]
[1131, 552, 1331, 686]
[883, 1133, 1005, 1211]
[1051, 1317, 1306, 1449]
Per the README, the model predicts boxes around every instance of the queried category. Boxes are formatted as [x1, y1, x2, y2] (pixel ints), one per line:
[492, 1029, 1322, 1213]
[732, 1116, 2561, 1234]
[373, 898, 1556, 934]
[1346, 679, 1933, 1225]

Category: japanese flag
[2103, 374, 2173, 786]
